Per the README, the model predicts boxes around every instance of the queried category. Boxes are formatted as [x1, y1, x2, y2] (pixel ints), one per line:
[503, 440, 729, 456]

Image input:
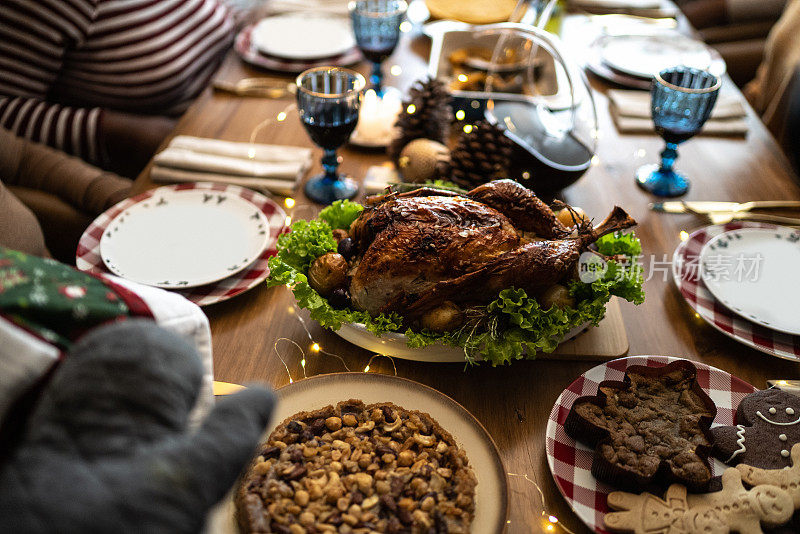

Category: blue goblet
[635, 66, 721, 197]
[349, 0, 407, 96]
[296, 67, 366, 204]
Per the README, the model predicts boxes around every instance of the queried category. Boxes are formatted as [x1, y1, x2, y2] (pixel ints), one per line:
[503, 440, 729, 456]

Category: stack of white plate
[586, 32, 726, 89]
[697, 226, 800, 337]
[671, 222, 800, 362]
[100, 187, 272, 290]
[235, 13, 361, 73]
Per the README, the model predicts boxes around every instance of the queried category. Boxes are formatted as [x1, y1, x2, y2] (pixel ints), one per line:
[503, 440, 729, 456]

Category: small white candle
[355, 89, 402, 144]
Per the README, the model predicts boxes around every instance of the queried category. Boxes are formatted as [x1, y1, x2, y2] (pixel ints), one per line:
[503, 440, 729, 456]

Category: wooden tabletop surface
[132, 15, 800, 534]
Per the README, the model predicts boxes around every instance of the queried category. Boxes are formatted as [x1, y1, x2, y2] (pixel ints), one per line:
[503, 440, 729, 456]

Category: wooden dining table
[131, 12, 800, 533]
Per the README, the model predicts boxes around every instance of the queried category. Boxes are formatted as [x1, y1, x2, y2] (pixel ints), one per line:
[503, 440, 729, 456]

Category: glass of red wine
[349, 0, 407, 96]
[296, 67, 366, 204]
[635, 66, 721, 197]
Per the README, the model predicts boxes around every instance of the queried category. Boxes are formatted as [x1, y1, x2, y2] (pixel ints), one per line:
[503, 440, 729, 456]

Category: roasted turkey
[342, 180, 636, 320]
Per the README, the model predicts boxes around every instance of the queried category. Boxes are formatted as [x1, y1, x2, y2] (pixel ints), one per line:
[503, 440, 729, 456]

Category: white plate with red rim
[545, 355, 757, 534]
[78, 183, 287, 306]
[671, 222, 800, 362]
[235, 24, 362, 73]
[699, 226, 800, 337]
[100, 188, 270, 289]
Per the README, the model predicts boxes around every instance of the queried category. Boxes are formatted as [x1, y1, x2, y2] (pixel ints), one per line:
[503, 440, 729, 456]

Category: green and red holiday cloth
[0, 247, 214, 429]
[0, 247, 152, 349]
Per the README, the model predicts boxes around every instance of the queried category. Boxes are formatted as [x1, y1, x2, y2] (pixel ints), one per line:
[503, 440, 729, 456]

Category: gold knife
[703, 211, 800, 226]
[650, 200, 800, 214]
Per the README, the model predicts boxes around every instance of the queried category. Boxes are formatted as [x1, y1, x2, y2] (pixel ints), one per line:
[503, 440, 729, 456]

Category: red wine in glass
[302, 116, 359, 150]
[296, 67, 365, 204]
[654, 125, 696, 145]
[359, 44, 396, 64]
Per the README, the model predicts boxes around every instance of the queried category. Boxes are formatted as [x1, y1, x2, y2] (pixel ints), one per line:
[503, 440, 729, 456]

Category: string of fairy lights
[273, 295, 400, 381]
[508, 473, 577, 534]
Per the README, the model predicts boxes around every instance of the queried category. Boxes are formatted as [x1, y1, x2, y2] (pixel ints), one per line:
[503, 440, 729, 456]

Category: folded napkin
[151, 136, 312, 196]
[607, 89, 749, 136]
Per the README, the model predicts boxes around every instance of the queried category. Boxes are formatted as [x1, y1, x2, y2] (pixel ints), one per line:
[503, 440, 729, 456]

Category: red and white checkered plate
[672, 222, 800, 362]
[76, 182, 286, 307]
[545, 355, 757, 534]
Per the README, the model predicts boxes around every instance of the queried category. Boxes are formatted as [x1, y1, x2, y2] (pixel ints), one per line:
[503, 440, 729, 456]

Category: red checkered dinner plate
[76, 182, 286, 307]
[235, 24, 361, 73]
[672, 222, 800, 362]
[545, 355, 757, 534]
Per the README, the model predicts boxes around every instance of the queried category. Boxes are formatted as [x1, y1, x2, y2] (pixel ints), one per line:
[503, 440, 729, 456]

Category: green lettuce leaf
[596, 231, 642, 256]
[267, 206, 645, 366]
[318, 199, 364, 230]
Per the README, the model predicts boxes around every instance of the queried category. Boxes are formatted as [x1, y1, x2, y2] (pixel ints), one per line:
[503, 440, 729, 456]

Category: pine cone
[447, 121, 513, 189]
[388, 78, 452, 162]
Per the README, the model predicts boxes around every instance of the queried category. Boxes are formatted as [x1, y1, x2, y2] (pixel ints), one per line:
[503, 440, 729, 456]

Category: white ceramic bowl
[335, 321, 590, 362]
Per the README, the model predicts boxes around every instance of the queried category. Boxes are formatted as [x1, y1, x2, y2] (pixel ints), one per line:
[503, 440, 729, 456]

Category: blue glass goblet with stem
[349, 0, 407, 96]
[635, 66, 721, 197]
[296, 67, 366, 204]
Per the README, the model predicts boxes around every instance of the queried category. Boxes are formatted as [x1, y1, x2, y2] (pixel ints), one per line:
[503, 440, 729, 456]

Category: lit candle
[354, 89, 401, 144]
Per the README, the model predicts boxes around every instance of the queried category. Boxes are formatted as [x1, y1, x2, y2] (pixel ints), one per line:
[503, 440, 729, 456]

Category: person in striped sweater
[0, 0, 239, 177]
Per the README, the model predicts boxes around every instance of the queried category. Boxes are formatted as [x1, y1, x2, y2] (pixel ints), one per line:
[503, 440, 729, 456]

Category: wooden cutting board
[538, 297, 629, 361]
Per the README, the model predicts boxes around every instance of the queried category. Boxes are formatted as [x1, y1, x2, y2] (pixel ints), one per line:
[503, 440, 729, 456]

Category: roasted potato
[556, 206, 588, 228]
[308, 252, 348, 296]
[539, 284, 575, 309]
[420, 301, 464, 332]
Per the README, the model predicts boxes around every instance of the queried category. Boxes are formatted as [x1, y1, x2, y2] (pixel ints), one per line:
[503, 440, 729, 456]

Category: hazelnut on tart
[236, 400, 477, 533]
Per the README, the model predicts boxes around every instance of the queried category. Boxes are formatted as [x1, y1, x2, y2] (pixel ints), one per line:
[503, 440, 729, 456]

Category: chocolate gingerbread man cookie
[713, 389, 800, 470]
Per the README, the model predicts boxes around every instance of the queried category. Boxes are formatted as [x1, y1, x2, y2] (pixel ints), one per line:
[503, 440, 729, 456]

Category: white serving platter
[336, 321, 589, 362]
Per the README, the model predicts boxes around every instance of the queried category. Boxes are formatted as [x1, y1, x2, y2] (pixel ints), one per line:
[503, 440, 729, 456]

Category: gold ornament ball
[397, 139, 449, 183]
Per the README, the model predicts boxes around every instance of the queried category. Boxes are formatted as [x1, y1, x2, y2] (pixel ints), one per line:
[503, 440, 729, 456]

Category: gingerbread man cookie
[712, 389, 800, 470]
[737, 444, 800, 508]
[604, 468, 794, 534]
[736, 444, 800, 534]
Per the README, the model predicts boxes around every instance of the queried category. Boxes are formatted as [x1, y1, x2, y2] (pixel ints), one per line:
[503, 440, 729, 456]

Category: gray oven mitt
[0, 319, 274, 533]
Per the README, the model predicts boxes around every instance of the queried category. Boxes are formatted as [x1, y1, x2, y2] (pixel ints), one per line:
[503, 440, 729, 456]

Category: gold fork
[701, 211, 800, 227]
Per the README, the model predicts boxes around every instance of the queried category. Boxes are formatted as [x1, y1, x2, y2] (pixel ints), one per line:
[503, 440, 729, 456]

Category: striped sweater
[0, 0, 235, 166]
